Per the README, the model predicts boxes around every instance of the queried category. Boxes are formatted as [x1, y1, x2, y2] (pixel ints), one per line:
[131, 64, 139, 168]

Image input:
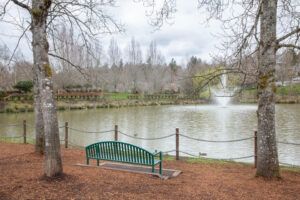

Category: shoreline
[0, 99, 206, 114]
[1, 99, 300, 114]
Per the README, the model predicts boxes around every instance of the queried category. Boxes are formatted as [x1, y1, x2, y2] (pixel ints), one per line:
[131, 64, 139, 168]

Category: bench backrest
[86, 141, 155, 165]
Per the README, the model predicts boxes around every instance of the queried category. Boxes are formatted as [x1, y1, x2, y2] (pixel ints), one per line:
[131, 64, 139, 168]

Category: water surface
[1, 104, 299, 165]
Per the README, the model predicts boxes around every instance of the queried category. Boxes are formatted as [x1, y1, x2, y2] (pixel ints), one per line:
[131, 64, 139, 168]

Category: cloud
[0, 0, 222, 65]
[107, 0, 222, 64]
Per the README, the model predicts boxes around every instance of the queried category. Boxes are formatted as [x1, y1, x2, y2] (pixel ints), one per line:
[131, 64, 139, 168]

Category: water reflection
[0, 104, 299, 165]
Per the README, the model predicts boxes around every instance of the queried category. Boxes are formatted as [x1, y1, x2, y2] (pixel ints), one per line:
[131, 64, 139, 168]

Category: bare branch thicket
[7, 24, 30, 66]
[46, 0, 123, 75]
[192, 0, 299, 93]
[0, 0, 123, 74]
[127, 37, 143, 65]
[48, 53, 87, 79]
[135, 0, 176, 30]
[108, 37, 122, 66]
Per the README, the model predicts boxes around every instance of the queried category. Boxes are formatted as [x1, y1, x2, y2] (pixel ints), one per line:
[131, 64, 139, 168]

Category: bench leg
[159, 162, 162, 174]
[86, 158, 89, 165]
[152, 165, 154, 173]
[97, 159, 99, 166]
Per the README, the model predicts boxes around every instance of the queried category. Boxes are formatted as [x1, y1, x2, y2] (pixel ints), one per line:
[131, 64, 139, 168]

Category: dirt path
[0, 142, 299, 200]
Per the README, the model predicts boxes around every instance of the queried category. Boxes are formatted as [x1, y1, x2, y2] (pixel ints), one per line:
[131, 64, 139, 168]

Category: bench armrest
[153, 151, 162, 160]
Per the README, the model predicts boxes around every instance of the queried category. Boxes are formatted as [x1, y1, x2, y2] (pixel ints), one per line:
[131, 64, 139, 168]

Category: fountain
[212, 73, 234, 107]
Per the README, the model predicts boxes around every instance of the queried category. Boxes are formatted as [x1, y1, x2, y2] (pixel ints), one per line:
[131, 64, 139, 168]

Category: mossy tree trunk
[256, 0, 280, 178]
[31, 0, 63, 177]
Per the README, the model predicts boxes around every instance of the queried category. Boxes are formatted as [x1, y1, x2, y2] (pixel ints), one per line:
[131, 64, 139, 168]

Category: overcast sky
[0, 0, 222, 66]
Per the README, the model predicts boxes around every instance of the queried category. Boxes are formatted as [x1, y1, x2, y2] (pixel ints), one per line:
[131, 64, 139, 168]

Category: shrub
[57, 106, 66, 111]
[6, 108, 15, 113]
[19, 108, 26, 112]
[0, 91, 6, 97]
[13, 80, 33, 93]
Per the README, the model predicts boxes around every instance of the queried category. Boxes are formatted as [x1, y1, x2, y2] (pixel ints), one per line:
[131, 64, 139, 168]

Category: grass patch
[281, 167, 300, 172]
[6, 102, 32, 109]
[0, 138, 35, 144]
[163, 157, 175, 161]
[186, 157, 228, 165]
[243, 85, 300, 97]
[161, 154, 252, 166]
[104, 92, 133, 99]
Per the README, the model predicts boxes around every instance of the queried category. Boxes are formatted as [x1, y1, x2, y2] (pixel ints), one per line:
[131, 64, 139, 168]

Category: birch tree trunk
[256, 0, 280, 178]
[31, 0, 63, 177]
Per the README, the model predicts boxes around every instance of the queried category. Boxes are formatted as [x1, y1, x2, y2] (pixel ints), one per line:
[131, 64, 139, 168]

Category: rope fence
[180, 134, 255, 143]
[118, 130, 175, 140]
[279, 162, 300, 167]
[162, 149, 176, 154]
[277, 141, 300, 146]
[25, 123, 35, 128]
[1, 120, 300, 168]
[68, 127, 115, 134]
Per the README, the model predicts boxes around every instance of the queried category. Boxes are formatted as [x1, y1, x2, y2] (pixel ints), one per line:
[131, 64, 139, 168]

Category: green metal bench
[85, 141, 162, 174]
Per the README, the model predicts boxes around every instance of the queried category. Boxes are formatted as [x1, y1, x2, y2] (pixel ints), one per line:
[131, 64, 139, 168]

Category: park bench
[85, 141, 162, 174]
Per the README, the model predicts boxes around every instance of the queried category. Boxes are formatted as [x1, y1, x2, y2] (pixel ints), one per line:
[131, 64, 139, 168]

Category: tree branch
[0, 0, 11, 17]
[235, 0, 262, 56]
[277, 27, 300, 43]
[11, 0, 31, 12]
[48, 52, 89, 80]
[8, 24, 30, 66]
[278, 43, 300, 50]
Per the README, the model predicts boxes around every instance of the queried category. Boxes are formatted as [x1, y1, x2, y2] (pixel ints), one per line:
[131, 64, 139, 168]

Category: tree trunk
[33, 80, 45, 154]
[256, 0, 280, 178]
[31, 0, 63, 177]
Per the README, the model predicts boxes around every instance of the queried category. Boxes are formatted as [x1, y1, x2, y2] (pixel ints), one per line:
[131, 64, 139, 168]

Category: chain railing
[1, 120, 300, 168]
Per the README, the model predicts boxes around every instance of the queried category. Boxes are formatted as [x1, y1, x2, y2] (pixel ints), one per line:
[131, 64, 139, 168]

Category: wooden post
[254, 131, 257, 168]
[115, 125, 118, 141]
[65, 122, 68, 148]
[23, 120, 26, 144]
[176, 128, 179, 160]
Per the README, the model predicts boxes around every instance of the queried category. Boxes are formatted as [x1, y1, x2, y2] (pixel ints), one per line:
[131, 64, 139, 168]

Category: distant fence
[1, 93, 203, 102]
[1, 120, 300, 168]
[0, 92, 101, 102]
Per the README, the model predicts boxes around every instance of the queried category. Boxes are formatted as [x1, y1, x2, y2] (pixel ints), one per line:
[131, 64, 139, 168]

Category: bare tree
[127, 37, 143, 65]
[140, 0, 300, 178]
[108, 38, 122, 66]
[146, 40, 165, 66]
[0, 44, 13, 90]
[0, 0, 122, 177]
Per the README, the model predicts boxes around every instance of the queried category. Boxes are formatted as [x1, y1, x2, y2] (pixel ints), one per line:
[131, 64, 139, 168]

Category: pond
[1, 104, 300, 166]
